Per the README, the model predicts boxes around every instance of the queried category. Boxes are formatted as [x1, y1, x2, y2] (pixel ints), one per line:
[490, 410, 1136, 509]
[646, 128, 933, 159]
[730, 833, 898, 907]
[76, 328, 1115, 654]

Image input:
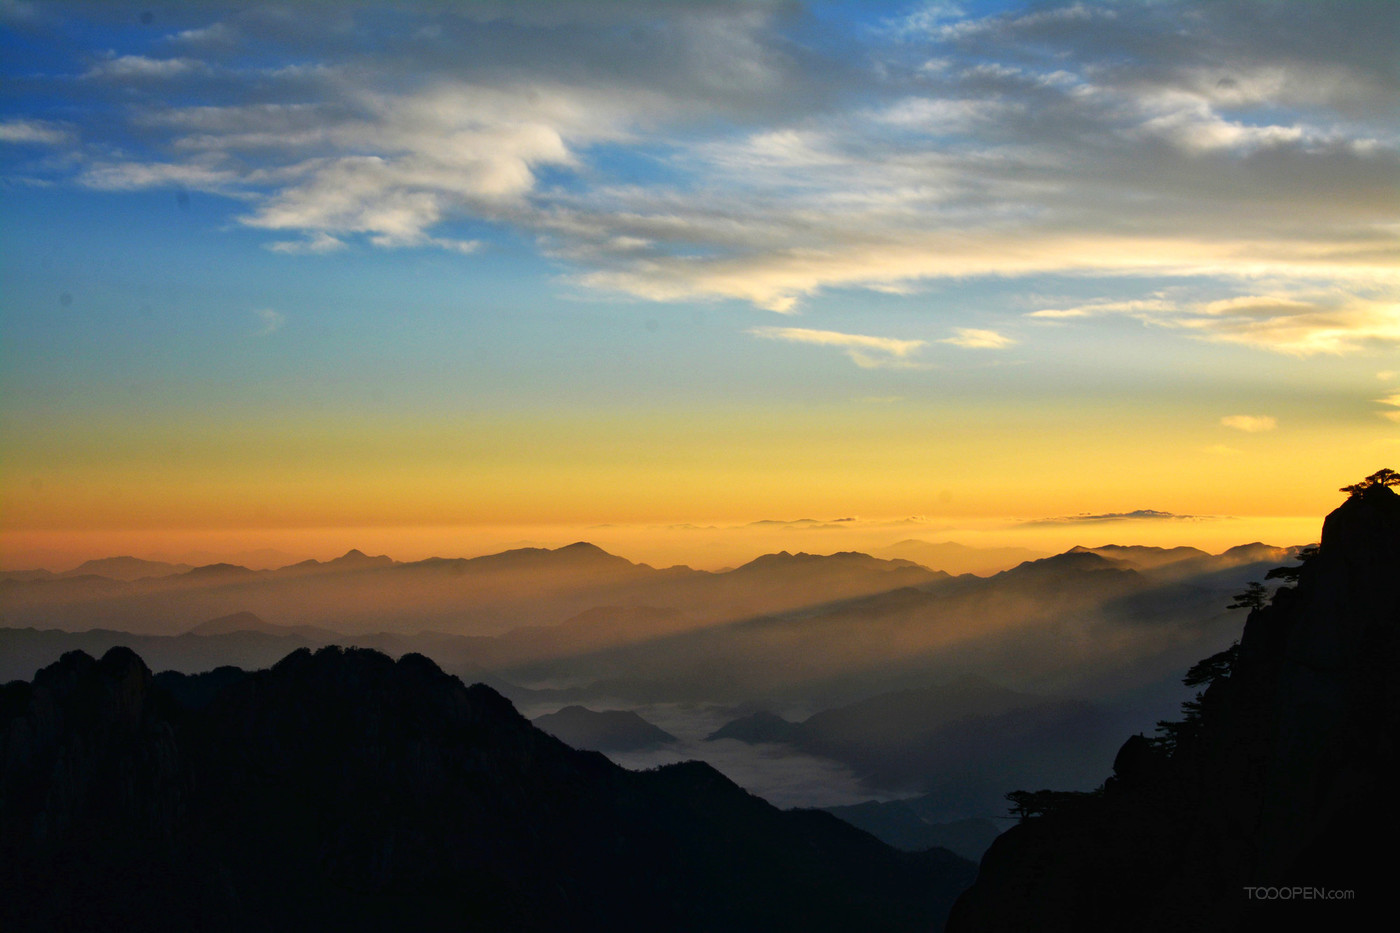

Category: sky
[2, 0, 1397, 570]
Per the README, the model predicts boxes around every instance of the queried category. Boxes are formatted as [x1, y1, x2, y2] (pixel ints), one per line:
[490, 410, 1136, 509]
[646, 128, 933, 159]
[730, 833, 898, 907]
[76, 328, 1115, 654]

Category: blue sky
[2, 0, 1397, 567]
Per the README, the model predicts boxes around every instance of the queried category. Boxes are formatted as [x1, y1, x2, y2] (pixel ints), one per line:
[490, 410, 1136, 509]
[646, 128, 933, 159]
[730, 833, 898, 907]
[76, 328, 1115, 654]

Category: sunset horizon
[3, 1, 1396, 577]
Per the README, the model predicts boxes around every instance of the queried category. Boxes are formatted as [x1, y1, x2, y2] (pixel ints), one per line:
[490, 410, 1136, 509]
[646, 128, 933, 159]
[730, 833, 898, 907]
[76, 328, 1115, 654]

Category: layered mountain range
[1, 536, 1303, 836]
[2, 539, 1296, 710]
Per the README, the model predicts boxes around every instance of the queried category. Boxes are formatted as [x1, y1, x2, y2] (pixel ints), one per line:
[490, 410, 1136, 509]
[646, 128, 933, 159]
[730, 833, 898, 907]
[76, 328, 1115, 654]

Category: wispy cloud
[1028, 299, 1175, 320]
[266, 232, 346, 255]
[1220, 415, 1277, 433]
[748, 326, 927, 369]
[80, 160, 243, 194]
[0, 119, 73, 145]
[1173, 295, 1400, 356]
[84, 55, 207, 81]
[940, 327, 1014, 349]
[1378, 393, 1400, 423]
[1022, 509, 1208, 527]
[6, 1, 1398, 333]
[1025, 291, 1400, 356]
[252, 308, 285, 336]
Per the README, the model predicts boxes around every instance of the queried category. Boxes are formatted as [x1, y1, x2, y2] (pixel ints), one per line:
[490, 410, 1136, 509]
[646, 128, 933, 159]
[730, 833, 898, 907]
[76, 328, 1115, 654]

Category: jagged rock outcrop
[948, 483, 1399, 931]
[1, 645, 974, 932]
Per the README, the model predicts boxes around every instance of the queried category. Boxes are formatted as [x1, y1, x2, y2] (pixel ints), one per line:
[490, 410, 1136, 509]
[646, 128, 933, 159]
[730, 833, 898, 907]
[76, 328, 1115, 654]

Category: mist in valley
[1, 532, 1306, 846]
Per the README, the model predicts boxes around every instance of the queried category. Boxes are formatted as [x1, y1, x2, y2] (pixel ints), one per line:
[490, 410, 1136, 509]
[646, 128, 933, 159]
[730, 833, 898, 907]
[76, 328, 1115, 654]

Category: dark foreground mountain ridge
[948, 476, 1400, 931]
[0, 644, 974, 932]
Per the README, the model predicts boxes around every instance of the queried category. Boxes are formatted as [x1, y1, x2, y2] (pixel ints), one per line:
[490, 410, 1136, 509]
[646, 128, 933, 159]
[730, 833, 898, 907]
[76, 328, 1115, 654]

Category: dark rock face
[948, 485, 1399, 932]
[1, 645, 975, 932]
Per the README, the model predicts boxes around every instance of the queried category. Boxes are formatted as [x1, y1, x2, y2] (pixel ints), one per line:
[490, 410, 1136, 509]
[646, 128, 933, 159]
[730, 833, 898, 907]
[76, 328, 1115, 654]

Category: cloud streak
[0, 119, 72, 145]
[1021, 509, 1209, 527]
[748, 326, 927, 369]
[1026, 291, 1400, 356]
[941, 328, 1014, 349]
[1220, 415, 1277, 433]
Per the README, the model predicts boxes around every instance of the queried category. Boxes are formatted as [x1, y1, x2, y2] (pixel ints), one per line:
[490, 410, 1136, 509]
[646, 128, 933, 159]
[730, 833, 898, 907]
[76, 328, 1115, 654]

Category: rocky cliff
[1, 645, 974, 932]
[947, 481, 1399, 931]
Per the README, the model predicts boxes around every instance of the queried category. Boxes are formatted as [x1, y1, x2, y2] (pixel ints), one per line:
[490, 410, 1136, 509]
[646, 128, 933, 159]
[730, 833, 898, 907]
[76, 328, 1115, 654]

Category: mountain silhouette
[948, 480, 1399, 931]
[0, 645, 975, 931]
[184, 611, 337, 639]
[63, 555, 195, 580]
[876, 540, 1048, 576]
[1066, 544, 1209, 569]
[279, 549, 397, 576]
[533, 704, 678, 752]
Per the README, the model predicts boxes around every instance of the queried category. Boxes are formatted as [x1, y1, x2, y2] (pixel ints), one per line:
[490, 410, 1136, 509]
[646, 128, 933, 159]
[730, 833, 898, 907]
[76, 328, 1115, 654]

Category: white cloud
[1028, 299, 1175, 319]
[940, 327, 1014, 349]
[84, 55, 207, 81]
[111, 80, 635, 255]
[169, 22, 238, 48]
[1377, 393, 1400, 422]
[266, 232, 346, 255]
[252, 308, 285, 336]
[1220, 415, 1277, 433]
[748, 326, 927, 369]
[0, 119, 73, 145]
[80, 160, 243, 193]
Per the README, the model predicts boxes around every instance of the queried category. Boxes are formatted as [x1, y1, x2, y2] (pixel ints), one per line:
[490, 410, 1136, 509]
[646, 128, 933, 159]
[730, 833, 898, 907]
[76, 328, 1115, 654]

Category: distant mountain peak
[327, 548, 393, 566]
[180, 562, 258, 580]
[1005, 550, 1129, 574]
[557, 541, 611, 556]
[62, 556, 194, 582]
[533, 704, 678, 752]
[186, 611, 270, 636]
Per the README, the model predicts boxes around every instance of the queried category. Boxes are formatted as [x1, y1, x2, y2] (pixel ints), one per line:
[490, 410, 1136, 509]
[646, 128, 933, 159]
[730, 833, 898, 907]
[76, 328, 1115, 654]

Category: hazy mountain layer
[0, 544, 945, 638]
[0, 538, 1304, 829]
[533, 704, 678, 752]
